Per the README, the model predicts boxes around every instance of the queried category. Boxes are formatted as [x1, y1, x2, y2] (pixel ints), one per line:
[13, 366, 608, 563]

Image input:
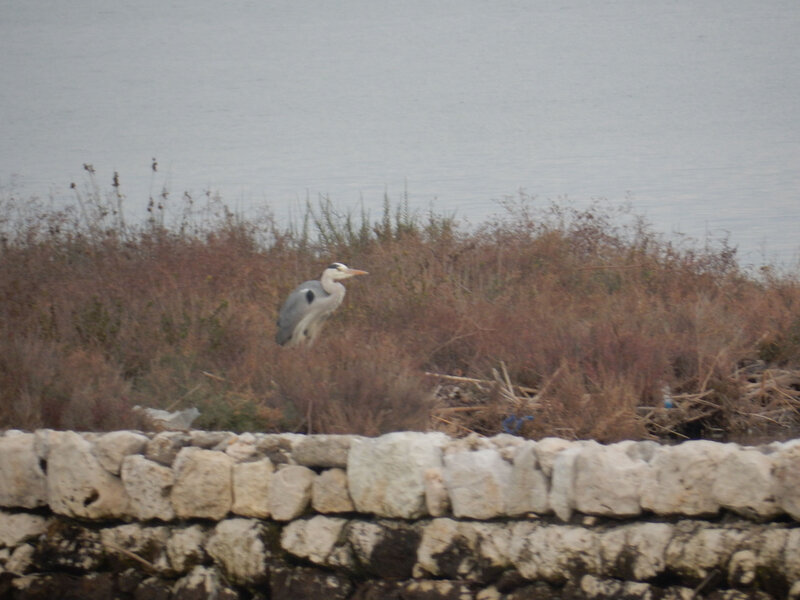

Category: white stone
[100, 523, 170, 572]
[774, 443, 800, 520]
[312, 468, 355, 514]
[548, 444, 583, 521]
[93, 431, 149, 475]
[232, 458, 274, 518]
[207, 519, 270, 585]
[5, 544, 35, 575]
[506, 441, 550, 516]
[423, 467, 450, 517]
[121, 455, 176, 521]
[172, 565, 229, 597]
[0, 511, 47, 548]
[443, 448, 511, 519]
[414, 519, 511, 580]
[600, 522, 673, 580]
[665, 522, 747, 580]
[281, 515, 348, 565]
[712, 448, 780, 519]
[171, 447, 233, 520]
[268, 465, 314, 521]
[293, 435, 359, 468]
[573, 442, 646, 517]
[0, 433, 48, 509]
[46, 431, 131, 518]
[167, 524, 208, 574]
[510, 522, 600, 582]
[640, 441, 735, 516]
[533, 437, 573, 478]
[225, 435, 258, 462]
[348, 432, 448, 518]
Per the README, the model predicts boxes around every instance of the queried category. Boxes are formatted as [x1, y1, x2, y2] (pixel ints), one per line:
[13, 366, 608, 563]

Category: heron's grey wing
[275, 280, 324, 345]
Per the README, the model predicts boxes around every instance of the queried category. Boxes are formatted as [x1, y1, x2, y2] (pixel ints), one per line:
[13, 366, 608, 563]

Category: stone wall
[0, 429, 799, 599]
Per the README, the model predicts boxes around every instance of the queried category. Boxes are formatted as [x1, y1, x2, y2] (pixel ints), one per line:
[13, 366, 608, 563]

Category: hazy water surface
[2, 0, 799, 265]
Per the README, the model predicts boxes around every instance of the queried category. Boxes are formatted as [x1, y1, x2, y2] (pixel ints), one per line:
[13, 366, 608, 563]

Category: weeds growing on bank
[1, 176, 799, 441]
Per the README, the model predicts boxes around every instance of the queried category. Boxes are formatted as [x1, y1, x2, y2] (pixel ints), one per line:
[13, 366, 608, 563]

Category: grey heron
[275, 262, 369, 346]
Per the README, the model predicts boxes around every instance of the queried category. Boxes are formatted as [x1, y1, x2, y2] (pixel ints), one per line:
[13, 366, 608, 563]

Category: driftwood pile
[428, 361, 800, 443]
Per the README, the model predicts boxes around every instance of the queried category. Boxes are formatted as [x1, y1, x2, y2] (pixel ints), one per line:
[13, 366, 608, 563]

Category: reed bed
[1, 176, 798, 442]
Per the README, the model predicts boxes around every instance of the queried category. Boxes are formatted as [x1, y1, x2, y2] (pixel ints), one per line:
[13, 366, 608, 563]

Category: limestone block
[268, 465, 314, 521]
[145, 432, 191, 466]
[232, 458, 274, 518]
[599, 522, 673, 580]
[225, 433, 258, 462]
[172, 565, 238, 600]
[533, 437, 573, 477]
[664, 521, 747, 581]
[171, 447, 233, 520]
[640, 441, 735, 516]
[281, 515, 348, 565]
[573, 442, 646, 517]
[348, 432, 448, 519]
[46, 431, 131, 518]
[293, 434, 359, 468]
[443, 448, 512, 519]
[99, 523, 170, 572]
[312, 468, 355, 514]
[346, 520, 421, 578]
[0, 511, 47, 548]
[509, 522, 600, 583]
[548, 444, 583, 521]
[505, 441, 549, 516]
[6, 543, 35, 575]
[423, 467, 450, 517]
[0, 433, 48, 509]
[712, 448, 781, 519]
[92, 431, 148, 475]
[121, 455, 176, 521]
[414, 519, 511, 581]
[774, 443, 800, 520]
[167, 524, 208, 574]
[206, 519, 271, 585]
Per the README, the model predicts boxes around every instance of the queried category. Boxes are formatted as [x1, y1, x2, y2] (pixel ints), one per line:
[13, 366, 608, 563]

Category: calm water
[2, 1, 799, 266]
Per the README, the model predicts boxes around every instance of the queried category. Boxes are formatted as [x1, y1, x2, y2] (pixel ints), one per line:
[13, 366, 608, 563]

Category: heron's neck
[320, 274, 345, 297]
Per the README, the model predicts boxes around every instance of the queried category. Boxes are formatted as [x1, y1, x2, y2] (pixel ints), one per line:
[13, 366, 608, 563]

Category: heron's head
[325, 262, 369, 280]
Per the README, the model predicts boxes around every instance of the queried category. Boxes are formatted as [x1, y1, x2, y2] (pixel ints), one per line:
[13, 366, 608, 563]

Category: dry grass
[1, 185, 799, 441]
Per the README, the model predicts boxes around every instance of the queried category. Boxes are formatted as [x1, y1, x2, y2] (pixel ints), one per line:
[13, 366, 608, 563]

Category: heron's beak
[346, 268, 369, 276]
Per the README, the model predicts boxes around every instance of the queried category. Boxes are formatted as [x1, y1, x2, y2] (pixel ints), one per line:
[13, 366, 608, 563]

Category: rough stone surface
[312, 468, 355, 513]
[268, 464, 315, 521]
[423, 467, 451, 517]
[206, 519, 272, 585]
[92, 431, 149, 475]
[0, 511, 48, 548]
[172, 565, 237, 600]
[348, 432, 447, 518]
[347, 520, 421, 578]
[509, 522, 600, 582]
[100, 523, 170, 573]
[145, 432, 191, 466]
[121, 455, 176, 521]
[0, 433, 48, 509]
[599, 522, 672, 580]
[443, 448, 512, 519]
[281, 515, 348, 565]
[548, 444, 583, 521]
[232, 457, 274, 518]
[712, 448, 780, 519]
[414, 519, 511, 582]
[774, 443, 800, 520]
[270, 565, 353, 600]
[293, 434, 358, 468]
[171, 447, 233, 520]
[640, 440, 735, 516]
[533, 437, 574, 478]
[505, 441, 550, 516]
[46, 431, 131, 519]
[573, 441, 646, 517]
[166, 525, 208, 574]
